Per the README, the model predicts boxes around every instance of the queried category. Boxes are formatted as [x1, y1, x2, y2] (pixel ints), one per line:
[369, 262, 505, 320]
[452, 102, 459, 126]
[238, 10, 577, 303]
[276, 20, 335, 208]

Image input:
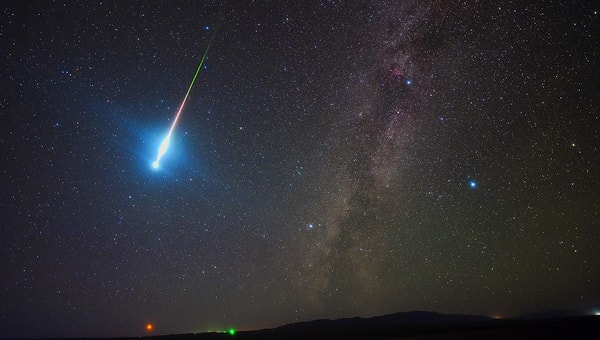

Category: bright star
[469, 180, 477, 189]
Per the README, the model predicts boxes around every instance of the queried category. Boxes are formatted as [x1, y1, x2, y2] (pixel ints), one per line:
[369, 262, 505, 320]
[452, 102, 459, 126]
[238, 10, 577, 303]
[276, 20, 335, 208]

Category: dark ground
[24, 314, 599, 340]
[153, 316, 600, 339]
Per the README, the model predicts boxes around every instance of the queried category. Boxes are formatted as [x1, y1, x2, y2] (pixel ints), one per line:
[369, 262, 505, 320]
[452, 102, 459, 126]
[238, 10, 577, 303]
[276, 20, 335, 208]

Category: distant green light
[228, 328, 236, 335]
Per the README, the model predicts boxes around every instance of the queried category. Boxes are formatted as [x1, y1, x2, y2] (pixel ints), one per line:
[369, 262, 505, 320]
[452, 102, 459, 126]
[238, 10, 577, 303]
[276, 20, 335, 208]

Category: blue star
[468, 180, 477, 189]
[307, 223, 314, 229]
[405, 79, 413, 86]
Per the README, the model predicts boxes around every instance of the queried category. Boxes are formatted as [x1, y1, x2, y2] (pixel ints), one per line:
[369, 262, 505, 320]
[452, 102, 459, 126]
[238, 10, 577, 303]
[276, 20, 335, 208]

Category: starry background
[1, 0, 600, 337]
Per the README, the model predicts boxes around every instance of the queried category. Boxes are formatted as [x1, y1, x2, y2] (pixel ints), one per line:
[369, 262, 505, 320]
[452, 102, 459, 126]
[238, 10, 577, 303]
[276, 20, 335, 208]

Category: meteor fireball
[152, 28, 217, 169]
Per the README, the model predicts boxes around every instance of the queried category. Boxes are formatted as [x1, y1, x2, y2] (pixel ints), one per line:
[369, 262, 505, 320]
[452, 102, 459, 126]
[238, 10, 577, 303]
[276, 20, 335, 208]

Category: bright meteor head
[153, 134, 171, 169]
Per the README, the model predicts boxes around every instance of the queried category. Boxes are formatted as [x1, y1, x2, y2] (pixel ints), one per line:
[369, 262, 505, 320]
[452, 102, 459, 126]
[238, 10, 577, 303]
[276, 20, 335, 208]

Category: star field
[1, 1, 599, 337]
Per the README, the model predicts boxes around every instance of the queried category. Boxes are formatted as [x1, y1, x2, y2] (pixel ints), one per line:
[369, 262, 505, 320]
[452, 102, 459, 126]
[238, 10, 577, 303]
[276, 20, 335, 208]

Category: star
[468, 180, 477, 189]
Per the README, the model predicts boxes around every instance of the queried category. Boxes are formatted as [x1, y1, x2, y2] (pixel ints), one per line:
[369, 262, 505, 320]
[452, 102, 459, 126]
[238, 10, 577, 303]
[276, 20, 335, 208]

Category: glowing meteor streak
[152, 29, 216, 169]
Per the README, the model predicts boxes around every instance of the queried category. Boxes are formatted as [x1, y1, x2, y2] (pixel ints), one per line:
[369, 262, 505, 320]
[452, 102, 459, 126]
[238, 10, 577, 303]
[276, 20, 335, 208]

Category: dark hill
[82, 311, 600, 340]
[272, 310, 491, 333]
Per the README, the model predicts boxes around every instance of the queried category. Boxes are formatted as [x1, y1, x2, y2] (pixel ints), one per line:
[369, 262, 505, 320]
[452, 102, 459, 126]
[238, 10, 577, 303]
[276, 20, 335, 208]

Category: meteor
[152, 28, 217, 169]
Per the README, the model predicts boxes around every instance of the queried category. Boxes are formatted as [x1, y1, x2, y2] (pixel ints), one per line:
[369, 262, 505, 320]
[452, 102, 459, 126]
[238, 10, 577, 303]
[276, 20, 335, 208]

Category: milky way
[1, 1, 599, 337]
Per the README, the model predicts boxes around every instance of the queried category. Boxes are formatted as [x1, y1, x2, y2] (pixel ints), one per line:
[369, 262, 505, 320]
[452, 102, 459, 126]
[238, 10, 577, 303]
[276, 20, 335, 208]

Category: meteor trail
[152, 29, 217, 169]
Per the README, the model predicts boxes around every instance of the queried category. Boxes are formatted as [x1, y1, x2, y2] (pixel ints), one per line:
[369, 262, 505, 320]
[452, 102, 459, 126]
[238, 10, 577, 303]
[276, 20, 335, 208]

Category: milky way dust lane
[152, 29, 217, 169]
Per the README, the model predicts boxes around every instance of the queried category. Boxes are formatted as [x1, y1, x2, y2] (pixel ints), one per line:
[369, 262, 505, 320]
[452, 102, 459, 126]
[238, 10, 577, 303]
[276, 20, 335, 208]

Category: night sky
[2, 0, 600, 338]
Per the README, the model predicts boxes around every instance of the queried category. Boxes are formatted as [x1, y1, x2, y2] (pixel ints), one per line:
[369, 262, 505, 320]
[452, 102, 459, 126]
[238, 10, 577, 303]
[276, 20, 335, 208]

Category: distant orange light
[146, 323, 154, 332]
